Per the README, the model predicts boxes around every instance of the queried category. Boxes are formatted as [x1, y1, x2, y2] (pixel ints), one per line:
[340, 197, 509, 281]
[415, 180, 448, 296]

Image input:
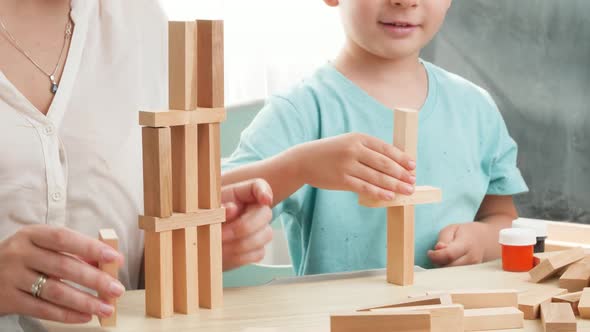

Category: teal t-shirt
[223, 61, 528, 275]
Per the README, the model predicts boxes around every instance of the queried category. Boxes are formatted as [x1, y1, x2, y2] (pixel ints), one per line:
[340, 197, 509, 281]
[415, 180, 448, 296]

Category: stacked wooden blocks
[138, 20, 226, 318]
[332, 289, 523, 331]
[358, 108, 442, 286]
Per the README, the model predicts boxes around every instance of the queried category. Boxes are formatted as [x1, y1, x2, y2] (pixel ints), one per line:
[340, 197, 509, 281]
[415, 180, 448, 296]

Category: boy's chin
[373, 47, 423, 61]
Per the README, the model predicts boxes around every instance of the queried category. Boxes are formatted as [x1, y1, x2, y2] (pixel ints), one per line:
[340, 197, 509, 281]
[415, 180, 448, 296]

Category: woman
[0, 0, 273, 325]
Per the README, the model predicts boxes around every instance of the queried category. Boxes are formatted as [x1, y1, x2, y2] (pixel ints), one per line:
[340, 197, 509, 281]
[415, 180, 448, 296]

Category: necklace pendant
[49, 75, 58, 94]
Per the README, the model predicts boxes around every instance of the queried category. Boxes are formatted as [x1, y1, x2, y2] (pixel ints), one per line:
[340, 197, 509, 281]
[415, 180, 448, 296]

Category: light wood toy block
[196, 20, 224, 108]
[197, 223, 223, 309]
[98, 229, 119, 327]
[172, 124, 199, 213]
[142, 127, 173, 218]
[330, 311, 431, 332]
[552, 291, 583, 316]
[559, 256, 590, 292]
[463, 307, 524, 331]
[358, 294, 452, 312]
[138, 108, 226, 127]
[388, 205, 415, 285]
[578, 287, 590, 318]
[172, 227, 198, 314]
[138, 208, 226, 232]
[169, 21, 197, 111]
[370, 304, 464, 332]
[540, 302, 577, 332]
[529, 247, 586, 283]
[359, 186, 442, 208]
[518, 287, 567, 319]
[426, 289, 518, 309]
[144, 230, 174, 318]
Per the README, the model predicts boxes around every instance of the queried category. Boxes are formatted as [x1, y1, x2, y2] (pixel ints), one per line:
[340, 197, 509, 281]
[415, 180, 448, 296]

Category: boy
[222, 0, 528, 275]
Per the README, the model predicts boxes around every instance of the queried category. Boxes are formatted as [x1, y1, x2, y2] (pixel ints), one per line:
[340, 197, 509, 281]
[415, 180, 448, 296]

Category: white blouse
[0, 0, 168, 289]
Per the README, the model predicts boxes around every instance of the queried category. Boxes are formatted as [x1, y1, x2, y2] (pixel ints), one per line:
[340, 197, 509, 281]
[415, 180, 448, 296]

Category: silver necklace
[0, 12, 73, 94]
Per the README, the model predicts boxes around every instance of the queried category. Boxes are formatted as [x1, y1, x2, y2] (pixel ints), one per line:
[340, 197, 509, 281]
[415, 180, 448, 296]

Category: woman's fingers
[13, 289, 92, 324]
[24, 246, 124, 300]
[16, 269, 114, 318]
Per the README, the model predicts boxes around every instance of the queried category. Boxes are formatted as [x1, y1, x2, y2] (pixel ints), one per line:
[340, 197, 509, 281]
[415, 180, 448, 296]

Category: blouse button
[44, 125, 55, 136]
[51, 191, 63, 202]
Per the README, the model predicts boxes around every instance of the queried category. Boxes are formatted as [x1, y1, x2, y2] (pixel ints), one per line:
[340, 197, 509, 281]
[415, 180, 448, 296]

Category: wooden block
[138, 208, 225, 232]
[540, 302, 577, 332]
[142, 127, 173, 218]
[169, 21, 197, 111]
[198, 222, 223, 309]
[387, 205, 414, 285]
[552, 291, 583, 316]
[196, 20, 224, 108]
[172, 124, 199, 213]
[529, 248, 586, 283]
[144, 231, 174, 318]
[359, 294, 453, 312]
[578, 287, 590, 318]
[358, 186, 442, 208]
[197, 122, 221, 209]
[98, 229, 119, 327]
[138, 108, 226, 127]
[370, 304, 463, 332]
[426, 289, 518, 309]
[559, 256, 590, 292]
[172, 227, 198, 314]
[518, 287, 567, 319]
[393, 108, 419, 160]
[463, 307, 523, 331]
[330, 311, 431, 332]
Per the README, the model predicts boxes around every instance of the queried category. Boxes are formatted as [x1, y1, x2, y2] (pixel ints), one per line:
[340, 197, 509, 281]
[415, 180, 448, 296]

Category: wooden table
[42, 259, 590, 332]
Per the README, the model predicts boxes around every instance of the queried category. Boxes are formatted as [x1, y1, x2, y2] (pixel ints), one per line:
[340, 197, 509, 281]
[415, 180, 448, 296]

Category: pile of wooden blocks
[525, 247, 590, 331]
[331, 289, 524, 332]
[358, 108, 442, 286]
[138, 20, 226, 318]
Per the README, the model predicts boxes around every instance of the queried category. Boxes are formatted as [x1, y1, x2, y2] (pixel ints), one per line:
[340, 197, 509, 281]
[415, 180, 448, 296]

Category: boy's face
[326, 0, 452, 60]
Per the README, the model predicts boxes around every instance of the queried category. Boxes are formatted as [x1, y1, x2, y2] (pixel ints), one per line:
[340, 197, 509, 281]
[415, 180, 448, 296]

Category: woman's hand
[291, 132, 416, 200]
[221, 179, 274, 271]
[0, 225, 125, 323]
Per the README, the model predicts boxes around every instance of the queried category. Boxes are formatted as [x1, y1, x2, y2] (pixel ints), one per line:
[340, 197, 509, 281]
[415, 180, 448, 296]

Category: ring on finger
[31, 274, 48, 298]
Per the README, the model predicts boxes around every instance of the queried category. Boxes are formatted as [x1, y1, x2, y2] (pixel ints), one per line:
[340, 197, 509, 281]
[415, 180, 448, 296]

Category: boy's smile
[378, 20, 420, 39]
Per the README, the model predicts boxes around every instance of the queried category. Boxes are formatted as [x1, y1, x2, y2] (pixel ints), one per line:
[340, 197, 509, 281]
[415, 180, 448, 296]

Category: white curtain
[160, 0, 345, 106]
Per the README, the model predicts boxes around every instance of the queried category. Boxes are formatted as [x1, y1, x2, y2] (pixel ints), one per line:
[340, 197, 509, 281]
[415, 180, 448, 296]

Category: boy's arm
[427, 195, 518, 267]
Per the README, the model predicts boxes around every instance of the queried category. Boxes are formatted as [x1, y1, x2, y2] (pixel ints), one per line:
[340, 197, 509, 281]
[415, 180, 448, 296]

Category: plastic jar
[499, 228, 537, 272]
[512, 218, 548, 253]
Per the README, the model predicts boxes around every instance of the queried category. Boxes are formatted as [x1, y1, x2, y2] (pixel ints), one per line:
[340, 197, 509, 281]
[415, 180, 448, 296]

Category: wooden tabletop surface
[42, 259, 590, 332]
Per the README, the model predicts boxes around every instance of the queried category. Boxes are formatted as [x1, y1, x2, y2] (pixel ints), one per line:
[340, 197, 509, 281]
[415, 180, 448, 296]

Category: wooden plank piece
[552, 291, 583, 316]
[578, 287, 590, 318]
[169, 21, 197, 111]
[464, 307, 523, 331]
[197, 223, 223, 309]
[138, 208, 225, 232]
[369, 304, 463, 332]
[558, 256, 590, 292]
[138, 108, 226, 127]
[331, 311, 431, 332]
[359, 294, 452, 312]
[529, 247, 586, 283]
[142, 127, 173, 218]
[173, 227, 199, 314]
[426, 289, 518, 309]
[387, 205, 414, 285]
[144, 231, 174, 318]
[359, 186, 442, 208]
[518, 287, 567, 319]
[172, 124, 199, 213]
[98, 229, 119, 327]
[540, 302, 577, 332]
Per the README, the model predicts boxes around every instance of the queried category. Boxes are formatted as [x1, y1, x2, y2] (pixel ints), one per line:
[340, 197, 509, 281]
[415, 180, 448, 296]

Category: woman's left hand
[221, 179, 274, 271]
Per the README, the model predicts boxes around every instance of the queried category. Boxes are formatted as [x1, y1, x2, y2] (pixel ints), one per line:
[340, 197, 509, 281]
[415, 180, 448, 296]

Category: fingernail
[109, 281, 125, 297]
[102, 249, 118, 262]
[408, 160, 416, 169]
[384, 192, 395, 200]
[99, 303, 114, 317]
[409, 175, 416, 184]
[404, 184, 415, 194]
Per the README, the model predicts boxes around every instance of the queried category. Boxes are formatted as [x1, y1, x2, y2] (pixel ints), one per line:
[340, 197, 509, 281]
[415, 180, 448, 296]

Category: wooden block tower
[138, 20, 226, 318]
[359, 109, 442, 286]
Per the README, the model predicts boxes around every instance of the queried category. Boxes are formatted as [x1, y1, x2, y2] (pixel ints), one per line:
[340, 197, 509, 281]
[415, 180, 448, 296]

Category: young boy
[222, 0, 528, 275]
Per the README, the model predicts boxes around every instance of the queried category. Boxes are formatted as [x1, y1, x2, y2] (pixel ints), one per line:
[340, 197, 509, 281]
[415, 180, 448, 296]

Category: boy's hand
[291, 133, 416, 201]
[427, 222, 489, 267]
[221, 179, 274, 271]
